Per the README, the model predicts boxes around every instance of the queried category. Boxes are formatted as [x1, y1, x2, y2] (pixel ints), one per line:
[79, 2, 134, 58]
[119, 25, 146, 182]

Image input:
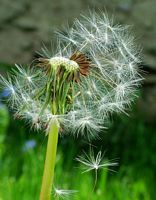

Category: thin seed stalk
[40, 119, 59, 200]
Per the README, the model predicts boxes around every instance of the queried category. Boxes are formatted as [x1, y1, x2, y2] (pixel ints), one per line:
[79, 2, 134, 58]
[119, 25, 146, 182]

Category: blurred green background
[0, 0, 156, 200]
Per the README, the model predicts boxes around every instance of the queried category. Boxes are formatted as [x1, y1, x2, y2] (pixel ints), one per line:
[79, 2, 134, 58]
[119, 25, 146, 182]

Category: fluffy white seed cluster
[0, 11, 142, 138]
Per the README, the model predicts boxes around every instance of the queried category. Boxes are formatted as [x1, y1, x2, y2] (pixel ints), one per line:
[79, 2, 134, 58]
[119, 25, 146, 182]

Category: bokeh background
[0, 0, 156, 199]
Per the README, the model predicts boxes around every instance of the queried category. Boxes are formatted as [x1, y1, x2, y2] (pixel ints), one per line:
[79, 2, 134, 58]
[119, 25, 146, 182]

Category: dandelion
[76, 149, 118, 189]
[0, 11, 142, 200]
[76, 150, 118, 173]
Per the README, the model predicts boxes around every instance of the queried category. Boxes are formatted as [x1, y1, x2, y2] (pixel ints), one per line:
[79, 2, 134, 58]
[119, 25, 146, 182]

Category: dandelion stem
[40, 120, 59, 200]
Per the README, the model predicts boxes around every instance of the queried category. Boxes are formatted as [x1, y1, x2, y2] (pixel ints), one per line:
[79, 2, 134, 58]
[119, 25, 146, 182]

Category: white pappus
[0, 11, 142, 138]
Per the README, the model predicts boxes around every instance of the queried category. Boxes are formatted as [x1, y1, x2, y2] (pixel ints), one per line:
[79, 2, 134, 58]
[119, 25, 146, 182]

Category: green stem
[40, 120, 59, 200]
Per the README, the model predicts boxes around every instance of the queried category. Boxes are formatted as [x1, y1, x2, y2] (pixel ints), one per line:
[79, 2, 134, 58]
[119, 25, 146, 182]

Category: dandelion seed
[54, 188, 77, 199]
[76, 149, 118, 191]
[76, 150, 118, 173]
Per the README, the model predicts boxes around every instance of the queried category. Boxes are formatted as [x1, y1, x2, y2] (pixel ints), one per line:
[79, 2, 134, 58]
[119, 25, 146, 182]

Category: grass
[0, 104, 155, 200]
[0, 146, 152, 200]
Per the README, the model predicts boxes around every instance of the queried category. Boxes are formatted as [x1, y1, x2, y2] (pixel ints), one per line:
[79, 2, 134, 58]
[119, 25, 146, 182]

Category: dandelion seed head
[1, 11, 142, 137]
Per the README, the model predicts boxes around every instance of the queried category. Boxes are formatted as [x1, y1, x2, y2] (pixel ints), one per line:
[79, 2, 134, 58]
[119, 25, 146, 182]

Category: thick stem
[40, 120, 59, 200]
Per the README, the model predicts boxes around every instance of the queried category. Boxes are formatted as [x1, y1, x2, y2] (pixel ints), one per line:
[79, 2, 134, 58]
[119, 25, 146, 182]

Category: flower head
[0, 11, 142, 138]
